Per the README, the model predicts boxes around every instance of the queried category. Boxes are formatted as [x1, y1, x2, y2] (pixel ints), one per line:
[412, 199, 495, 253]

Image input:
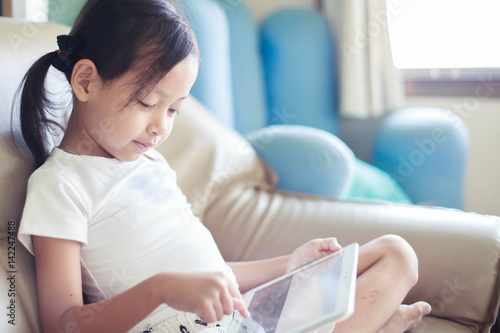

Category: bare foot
[378, 302, 431, 333]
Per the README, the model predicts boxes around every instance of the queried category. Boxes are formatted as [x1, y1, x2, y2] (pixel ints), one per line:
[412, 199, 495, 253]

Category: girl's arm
[33, 236, 248, 333]
[229, 237, 342, 293]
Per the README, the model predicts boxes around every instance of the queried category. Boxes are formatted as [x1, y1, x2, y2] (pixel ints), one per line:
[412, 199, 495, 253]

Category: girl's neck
[59, 110, 112, 158]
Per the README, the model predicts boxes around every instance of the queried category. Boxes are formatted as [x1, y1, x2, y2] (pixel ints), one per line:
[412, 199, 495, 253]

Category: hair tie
[51, 35, 82, 73]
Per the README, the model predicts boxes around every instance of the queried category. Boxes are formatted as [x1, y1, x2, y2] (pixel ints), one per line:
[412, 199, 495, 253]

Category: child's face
[81, 55, 198, 161]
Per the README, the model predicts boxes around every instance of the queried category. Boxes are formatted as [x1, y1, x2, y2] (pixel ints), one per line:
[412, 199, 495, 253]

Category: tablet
[228, 243, 359, 333]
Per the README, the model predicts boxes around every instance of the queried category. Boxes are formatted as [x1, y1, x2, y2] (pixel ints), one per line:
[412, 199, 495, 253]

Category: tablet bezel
[233, 242, 359, 333]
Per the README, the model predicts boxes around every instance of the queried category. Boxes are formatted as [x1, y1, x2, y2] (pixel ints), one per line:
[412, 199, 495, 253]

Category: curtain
[323, 0, 406, 119]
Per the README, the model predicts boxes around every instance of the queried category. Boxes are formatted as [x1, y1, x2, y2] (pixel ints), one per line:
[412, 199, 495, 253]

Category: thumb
[327, 238, 342, 253]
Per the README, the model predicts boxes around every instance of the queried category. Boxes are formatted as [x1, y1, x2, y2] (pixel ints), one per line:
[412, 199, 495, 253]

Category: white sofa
[1, 17, 499, 333]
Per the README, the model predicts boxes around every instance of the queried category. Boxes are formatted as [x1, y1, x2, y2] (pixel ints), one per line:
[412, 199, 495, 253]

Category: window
[387, 0, 500, 69]
[26, 0, 48, 22]
[386, 0, 500, 95]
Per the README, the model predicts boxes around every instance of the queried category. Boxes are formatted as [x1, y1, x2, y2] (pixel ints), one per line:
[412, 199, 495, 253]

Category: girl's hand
[157, 271, 250, 323]
[287, 238, 342, 273]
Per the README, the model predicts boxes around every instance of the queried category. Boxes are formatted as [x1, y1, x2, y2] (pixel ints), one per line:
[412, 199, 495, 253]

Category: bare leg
[334, 235, 431, 333]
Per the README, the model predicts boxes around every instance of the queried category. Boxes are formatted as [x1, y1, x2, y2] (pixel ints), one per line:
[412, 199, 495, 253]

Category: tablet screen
[229, 245, 355, 333]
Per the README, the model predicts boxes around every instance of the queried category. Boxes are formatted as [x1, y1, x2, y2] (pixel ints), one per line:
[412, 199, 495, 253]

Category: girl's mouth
[134, 141, 153, 152]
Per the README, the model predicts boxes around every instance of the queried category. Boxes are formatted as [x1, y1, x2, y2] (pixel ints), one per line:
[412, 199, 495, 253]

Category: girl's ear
[70, 59, 100, 102]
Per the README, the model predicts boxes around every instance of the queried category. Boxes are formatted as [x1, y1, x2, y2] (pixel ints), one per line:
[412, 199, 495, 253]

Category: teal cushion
[344, 159, 412, 203]
[48, 0, 85, 26]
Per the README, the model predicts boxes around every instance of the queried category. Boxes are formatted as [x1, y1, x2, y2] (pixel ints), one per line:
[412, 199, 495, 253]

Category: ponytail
[17, 51, 66, 168]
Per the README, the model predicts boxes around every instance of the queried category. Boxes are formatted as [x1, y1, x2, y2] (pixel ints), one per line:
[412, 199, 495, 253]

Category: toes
[413, 301, 432, 316]
[404, 302, 431, 331]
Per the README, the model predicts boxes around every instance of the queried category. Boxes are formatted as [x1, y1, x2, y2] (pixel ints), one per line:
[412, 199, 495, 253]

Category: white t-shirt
[18, 148, 236, 332]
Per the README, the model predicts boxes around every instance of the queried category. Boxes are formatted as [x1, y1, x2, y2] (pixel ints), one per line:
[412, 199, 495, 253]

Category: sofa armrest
[204, 186, 500, 332]
[373, 107, 470, 209]
[245, 125, 355, 199]
[332, 202, 500, 332]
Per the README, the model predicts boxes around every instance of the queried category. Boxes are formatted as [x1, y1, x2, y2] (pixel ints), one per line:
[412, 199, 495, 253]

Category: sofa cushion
[0, 17, 71, 238]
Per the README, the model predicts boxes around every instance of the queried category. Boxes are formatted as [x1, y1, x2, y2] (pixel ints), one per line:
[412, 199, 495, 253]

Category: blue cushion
[345, 159, 412, 203]
[246, 125, 355, 199]
[260, 9, 339, 135]
[220, 1, 268, 134]
[373, 107, 469, 208]
[180, 0, 235, 128]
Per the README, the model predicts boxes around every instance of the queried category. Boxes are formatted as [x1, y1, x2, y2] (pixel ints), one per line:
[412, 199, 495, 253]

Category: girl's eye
[138, 100, 154, 109]
[168, 108, 179, 115]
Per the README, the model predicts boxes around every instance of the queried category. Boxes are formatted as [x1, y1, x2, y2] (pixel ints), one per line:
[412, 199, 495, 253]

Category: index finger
[233, 297, 251, 318]
[227, 280, 250, 318]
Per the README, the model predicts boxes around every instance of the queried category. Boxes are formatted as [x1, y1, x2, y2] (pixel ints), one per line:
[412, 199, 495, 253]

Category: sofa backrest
[0, 17, 71, 242]
[0, 18, 72, 333]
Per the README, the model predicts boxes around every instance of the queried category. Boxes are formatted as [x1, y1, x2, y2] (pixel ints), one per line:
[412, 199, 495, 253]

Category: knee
[376, 234, 419, 286]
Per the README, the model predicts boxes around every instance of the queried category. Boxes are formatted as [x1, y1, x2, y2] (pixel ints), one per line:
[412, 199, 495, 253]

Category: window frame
[403, 68, 500, 97]
[385, 0, 500, 97]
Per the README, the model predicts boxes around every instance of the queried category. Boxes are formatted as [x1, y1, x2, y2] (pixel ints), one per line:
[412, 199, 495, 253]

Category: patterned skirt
[145, 312, 233, 333]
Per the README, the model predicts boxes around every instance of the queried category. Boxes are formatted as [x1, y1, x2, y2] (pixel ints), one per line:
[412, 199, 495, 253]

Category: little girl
[16, 0, 430, 332]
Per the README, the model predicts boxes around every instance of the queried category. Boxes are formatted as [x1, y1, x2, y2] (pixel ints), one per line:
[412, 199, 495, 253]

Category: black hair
[16, 0, 199, 168]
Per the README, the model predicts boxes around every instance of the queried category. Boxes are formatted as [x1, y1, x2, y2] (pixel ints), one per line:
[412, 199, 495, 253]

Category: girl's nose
[148, 112, 168, 136]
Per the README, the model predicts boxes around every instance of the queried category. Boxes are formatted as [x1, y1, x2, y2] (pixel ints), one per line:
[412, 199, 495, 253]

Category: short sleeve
[18, 169, 89, 255]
